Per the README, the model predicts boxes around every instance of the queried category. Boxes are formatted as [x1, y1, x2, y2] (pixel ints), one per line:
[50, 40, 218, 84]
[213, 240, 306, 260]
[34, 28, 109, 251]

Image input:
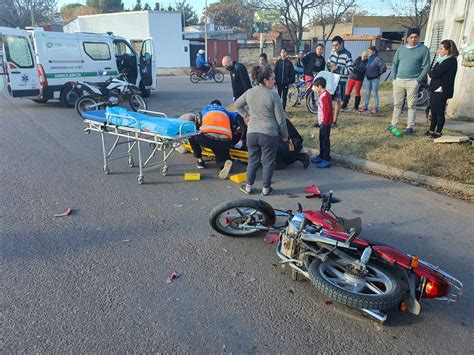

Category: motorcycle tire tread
[209, 199, 276, 237]
[307, 258, 403, 311]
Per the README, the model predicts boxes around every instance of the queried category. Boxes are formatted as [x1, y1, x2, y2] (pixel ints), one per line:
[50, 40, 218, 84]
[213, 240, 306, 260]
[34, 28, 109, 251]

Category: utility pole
[204, 0, 208, 58]
[31, 2, 36, 26]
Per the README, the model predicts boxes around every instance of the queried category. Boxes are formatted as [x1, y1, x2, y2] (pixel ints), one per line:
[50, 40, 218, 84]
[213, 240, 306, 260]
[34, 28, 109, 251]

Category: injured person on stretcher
[181, 100, 309, 177]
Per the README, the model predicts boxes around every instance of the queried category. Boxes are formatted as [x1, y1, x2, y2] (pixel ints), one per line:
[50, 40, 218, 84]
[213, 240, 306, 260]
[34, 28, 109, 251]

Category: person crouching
[310, 77, 334, 168]
[188, 100, 234, 179]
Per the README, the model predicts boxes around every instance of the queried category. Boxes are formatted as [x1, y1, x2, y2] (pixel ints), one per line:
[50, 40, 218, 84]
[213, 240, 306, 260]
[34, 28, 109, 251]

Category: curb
[302, 147, 474, 199]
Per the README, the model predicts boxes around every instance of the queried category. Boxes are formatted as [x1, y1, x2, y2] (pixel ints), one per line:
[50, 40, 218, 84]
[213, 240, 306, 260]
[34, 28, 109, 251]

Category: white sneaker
[219, 160, 233, 179]
[234, 140, 243, 149]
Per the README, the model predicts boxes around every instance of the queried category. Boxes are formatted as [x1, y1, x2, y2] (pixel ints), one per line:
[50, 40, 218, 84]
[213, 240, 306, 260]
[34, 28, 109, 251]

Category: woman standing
[234, 67, 289, 196]
[359, 46, 386, 114]
[342, 51, 368, 110]
[251, 53, 271, 85]
[426, 40, 459, 138]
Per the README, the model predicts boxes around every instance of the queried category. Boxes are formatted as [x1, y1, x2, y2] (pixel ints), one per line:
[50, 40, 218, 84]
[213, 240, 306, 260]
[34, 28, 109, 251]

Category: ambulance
[0, 26, 156, 106]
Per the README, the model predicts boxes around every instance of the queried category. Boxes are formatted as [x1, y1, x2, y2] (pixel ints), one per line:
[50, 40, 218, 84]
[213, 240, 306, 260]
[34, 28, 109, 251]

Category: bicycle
[287, 74, 315, 109]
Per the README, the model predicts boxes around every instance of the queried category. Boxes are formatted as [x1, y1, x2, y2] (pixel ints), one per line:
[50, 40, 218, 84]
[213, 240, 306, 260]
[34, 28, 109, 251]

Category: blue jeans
[364, 78, 380, 109]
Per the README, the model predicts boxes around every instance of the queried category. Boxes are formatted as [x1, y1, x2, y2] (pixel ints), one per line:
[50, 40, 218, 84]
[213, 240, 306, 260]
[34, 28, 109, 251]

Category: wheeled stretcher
[82, 109, 198, 184]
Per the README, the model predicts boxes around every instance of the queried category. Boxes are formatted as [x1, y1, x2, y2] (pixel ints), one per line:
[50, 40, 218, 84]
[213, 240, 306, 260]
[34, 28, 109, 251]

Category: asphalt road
[1, 77, 473, 352]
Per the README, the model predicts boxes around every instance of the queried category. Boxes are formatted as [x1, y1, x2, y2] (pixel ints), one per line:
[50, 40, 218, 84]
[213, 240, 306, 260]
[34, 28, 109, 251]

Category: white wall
[148, 12, 190, 68]
[425, 0, 473, 119]
[64, 11, 190, 68]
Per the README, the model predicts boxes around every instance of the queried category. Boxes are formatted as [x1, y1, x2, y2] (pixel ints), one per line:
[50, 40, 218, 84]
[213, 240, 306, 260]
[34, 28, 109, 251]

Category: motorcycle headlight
[287, 213, 305, 237]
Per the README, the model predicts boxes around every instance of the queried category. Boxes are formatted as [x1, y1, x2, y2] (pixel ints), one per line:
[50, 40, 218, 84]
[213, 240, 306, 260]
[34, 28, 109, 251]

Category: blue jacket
[201, 104, 240, 127]
[196, 54, 207, 68]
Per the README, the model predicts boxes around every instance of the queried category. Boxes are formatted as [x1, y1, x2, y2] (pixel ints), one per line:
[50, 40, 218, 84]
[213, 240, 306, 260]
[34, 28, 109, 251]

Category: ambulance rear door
[139, 38, 156, 90]
[0, 27, 40, 97]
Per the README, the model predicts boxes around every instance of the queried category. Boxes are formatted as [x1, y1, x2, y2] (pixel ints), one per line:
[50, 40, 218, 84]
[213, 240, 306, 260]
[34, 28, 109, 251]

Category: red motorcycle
[190, 62, 224, 83]
[209, 191, 463, 322]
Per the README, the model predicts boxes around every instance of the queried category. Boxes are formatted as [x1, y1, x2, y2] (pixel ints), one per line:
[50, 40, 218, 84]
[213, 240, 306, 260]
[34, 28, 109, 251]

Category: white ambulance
[0, 27, 156, 106]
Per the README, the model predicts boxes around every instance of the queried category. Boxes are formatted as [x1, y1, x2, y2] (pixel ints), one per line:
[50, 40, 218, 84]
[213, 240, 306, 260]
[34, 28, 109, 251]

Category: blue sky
[56, 0, 392, 15]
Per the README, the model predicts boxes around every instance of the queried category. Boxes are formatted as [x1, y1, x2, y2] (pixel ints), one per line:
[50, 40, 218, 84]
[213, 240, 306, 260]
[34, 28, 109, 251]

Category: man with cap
[389, 28, 430, 135]
[222, 56, 252, 101]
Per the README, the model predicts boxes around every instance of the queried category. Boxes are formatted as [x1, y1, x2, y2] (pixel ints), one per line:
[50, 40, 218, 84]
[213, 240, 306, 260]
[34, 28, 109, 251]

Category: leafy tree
[205, 0, 254, 32]
[0, 0, 57, 28]
[175, 0, 199, 25]
[86, 0, 124, 13]
[132, 0, 142, 10]
[143, 2, 151, 10]
[153, 2, 160, 10]
[60, 3, 98, 22]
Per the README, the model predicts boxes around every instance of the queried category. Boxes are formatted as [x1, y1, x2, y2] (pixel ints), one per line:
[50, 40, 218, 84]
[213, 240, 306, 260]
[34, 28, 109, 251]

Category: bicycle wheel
[287, 85, 300, 107]
[306, 91, 318, 114]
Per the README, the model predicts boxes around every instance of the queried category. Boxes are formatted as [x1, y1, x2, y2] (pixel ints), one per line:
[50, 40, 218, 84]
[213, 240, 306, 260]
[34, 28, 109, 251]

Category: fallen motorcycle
[209, 191, 462, 322]
[74, 72, 147, 116]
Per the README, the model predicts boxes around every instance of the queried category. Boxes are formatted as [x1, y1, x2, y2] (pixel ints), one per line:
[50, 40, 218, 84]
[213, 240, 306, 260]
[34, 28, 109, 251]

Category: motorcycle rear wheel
[75, 96, 98, 117]
[190, 73, 200, 83]
[209, 199, 275, 237]
[213, 71, 224, 83]
[307, 256, 403, 310]
[129, 94, 147, 112]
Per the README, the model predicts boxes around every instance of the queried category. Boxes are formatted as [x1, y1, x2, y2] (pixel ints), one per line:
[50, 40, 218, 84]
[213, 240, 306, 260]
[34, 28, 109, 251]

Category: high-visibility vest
[200, 110, 232, 139]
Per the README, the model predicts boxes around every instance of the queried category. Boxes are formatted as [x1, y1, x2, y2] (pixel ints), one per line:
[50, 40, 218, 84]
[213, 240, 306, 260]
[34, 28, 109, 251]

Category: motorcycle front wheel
[75, 96, 98, 117]
[307, 256, 403, 310]
[209, 199, 276, 237]
[190, 73, 200, 83]
[213, 71, 224, 83]
[129, 94, 147, 112]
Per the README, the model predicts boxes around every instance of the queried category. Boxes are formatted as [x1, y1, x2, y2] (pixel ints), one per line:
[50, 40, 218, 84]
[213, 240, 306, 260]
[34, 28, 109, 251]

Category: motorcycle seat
[85, 81, 110, 89]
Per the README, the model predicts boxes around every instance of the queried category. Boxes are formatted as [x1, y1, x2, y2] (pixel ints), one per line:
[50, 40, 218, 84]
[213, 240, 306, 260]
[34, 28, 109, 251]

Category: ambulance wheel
[61, 85, 80, 107]
[140, 82, 151, 98]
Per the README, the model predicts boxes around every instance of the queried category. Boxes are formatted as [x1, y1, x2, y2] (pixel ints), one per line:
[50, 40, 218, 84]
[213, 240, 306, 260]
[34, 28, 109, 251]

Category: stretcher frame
[83, 109, 198, 184]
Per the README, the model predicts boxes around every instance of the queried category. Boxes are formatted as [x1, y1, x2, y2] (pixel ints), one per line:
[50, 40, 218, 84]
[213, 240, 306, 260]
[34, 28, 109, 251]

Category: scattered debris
[207, 234, 217, 239]
[166, 271, 181, 283]
[174, 204, 183, 208]
[285, 193, 298, 198]
[122, 239, 131, 243]
[248, 277, 257, 283]
[223, 248, 228, 253]
[263, 233, 280, 244]
[54, 208, 72, 217]
[303, 184, 321, 196]
[233, 271, 243, 277]
[192, 198, 199, 201]
[288, 288, 295, 294]
[325, 300, 333, 305]
[272, 263, 278, 267]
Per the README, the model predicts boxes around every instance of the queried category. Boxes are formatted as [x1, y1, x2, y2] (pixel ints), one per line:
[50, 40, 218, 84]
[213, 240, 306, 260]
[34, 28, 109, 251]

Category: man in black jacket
[274, 48, 296, 110]
[222, 56, 252, 101]
[302, 44, 326, 85]
[275, 119, 309, 169]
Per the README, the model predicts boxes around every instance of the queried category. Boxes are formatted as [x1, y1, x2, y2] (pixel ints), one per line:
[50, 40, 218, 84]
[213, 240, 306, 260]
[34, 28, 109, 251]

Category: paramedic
[188, 100, 240, 179]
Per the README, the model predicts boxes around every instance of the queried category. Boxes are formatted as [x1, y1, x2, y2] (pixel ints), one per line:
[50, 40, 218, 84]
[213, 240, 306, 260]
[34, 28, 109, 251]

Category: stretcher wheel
[128, 158, 134, 167]
[160, 166, 168, 176]
[137, 175, 144, 184]
[104, 166, 110, 175]
[149, 143, 156, 150]
[84, 128, 90, 134]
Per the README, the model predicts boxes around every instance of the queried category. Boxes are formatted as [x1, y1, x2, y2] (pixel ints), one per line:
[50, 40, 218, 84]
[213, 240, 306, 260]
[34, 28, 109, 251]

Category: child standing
[310, 77, 334, 168]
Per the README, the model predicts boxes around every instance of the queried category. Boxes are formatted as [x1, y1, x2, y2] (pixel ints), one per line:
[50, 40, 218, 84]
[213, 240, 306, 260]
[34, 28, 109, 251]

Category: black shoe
[424, 130, 434, 137]
[196, 159, 205, 169]
[297, 153, 310, 169]
[431, 132, 442, 139]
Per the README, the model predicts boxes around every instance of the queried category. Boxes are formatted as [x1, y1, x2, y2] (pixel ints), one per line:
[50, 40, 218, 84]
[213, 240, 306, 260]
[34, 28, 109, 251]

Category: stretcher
[82, 109, 198, 184]
[181, 143, 249, 163]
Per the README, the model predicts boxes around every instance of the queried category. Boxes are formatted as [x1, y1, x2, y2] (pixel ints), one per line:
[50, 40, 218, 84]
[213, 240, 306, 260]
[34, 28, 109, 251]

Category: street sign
[252, 22, 272, 33]
[253, 10, 280, 23]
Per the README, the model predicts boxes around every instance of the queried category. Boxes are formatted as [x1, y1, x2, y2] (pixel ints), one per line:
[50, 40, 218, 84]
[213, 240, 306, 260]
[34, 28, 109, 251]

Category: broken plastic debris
[207, 234, 217, 238]
[303, 184, 321, 196]
[248, 277, 257, 283]
[54, 208, 72, 217]
[325, 300, 333, 305]
[122, 239, 131, 243]
[174, 204, 184, 208]
[166, 271, 181, 283]
[233, 271, 243, 277]
[263, 233, 280, 244]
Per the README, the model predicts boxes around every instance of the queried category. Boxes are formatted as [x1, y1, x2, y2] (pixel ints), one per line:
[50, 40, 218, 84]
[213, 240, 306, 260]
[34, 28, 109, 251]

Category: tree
[391, 0, 431, 30]
[132, 0, 142, 10]
[86, 0, 124, 13]
[175, 0, 199, 26]
[153, 2, 160, 10]
[60, 3, 98, 22]
[0, 0, 57, 28]
[254, 0, 322, 52]
[205, 0, 254, 32]
[310, 0, 356, 43]
[143, 2, 151, 10]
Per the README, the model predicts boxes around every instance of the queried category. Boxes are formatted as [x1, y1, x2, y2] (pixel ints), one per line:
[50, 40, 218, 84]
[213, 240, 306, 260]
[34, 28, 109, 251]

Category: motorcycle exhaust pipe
[361, 309, 387, 323]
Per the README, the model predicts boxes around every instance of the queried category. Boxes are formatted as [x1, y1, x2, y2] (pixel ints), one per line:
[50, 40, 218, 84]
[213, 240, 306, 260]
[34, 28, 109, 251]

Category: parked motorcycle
[209, 191, 462, 322]
[74, 72, 147, 116]
[190, 62, 224, 83]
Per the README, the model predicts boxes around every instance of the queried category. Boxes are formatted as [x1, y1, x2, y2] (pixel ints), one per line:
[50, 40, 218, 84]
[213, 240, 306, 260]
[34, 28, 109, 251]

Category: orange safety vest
[200, 110, 232, 139]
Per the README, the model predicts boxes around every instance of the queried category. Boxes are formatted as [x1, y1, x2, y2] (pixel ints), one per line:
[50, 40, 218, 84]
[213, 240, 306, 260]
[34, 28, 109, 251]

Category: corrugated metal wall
[315, 40, 373, 59]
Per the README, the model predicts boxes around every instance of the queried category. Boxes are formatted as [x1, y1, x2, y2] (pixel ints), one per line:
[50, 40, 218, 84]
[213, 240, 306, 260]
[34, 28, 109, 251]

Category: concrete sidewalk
[444, 120, 474, 134]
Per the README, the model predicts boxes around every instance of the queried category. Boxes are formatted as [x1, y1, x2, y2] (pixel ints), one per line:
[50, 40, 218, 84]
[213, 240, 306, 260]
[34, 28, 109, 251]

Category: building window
[83, 42, 111, 61]
[184, 46, 188, 52]
[429, 21, 445, 60]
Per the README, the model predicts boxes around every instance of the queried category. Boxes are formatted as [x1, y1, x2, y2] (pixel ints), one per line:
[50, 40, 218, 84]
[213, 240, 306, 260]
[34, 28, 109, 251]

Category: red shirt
[317, 89, 333, 125]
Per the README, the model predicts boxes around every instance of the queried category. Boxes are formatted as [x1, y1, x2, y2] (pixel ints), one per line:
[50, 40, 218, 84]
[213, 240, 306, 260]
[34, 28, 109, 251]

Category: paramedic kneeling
[188, 100, 235, 179]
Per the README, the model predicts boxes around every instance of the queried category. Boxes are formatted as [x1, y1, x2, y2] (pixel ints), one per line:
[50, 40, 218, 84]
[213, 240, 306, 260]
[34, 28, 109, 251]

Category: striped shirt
[328, 48, 353, 82]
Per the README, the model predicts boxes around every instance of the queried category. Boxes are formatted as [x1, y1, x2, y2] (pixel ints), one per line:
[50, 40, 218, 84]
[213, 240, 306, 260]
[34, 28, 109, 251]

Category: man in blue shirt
[196, 49, 210, 77]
